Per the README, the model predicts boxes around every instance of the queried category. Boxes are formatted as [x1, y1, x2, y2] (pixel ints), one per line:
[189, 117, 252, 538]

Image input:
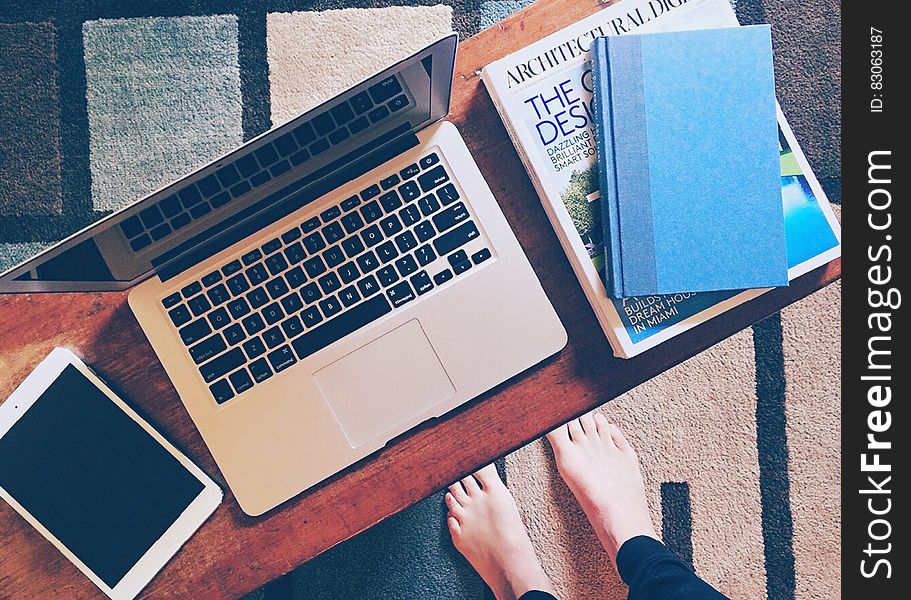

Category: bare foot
[546, 413, 657, 564]
[446, 464, 555, 600]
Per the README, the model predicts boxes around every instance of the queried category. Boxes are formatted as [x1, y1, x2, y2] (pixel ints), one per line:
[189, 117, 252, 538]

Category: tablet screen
[0, 365, 204, 588]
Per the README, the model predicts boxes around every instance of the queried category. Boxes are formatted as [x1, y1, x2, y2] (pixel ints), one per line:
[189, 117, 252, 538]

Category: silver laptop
[0, 35, 566, 516]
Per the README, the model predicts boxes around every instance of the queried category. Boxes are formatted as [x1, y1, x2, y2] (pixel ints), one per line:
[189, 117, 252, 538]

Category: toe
[546, 423, 571, 451]
[461, 474, 482, 496]
[474, 463, 504, 491]
[580, 412, 598, 437]
[593, 412, 609, 436]
[449, 481, 469, 504]
[568, 417, 585, 442]
[445, 492, 465, 516]
[447, 515, 461, 537]
[609, 424, 634, 453]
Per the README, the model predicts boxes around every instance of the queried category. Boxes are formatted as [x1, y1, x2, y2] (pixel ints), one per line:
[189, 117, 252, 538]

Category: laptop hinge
[155, 127, 419, 283]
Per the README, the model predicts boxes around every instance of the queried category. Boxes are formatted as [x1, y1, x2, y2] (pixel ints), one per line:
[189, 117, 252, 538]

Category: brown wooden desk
[0, 0, 840, 597]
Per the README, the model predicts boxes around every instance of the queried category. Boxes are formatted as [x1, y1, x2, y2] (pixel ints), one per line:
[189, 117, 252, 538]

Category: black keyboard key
[472, 248, 492, 264]
[416, 244, 436, 266]
[360, 200, 383, 223]
[303, 231, 327, 253]
[281, 291, 303, 314]
[180, 318, 212, 346]
[189, 202, 212, 219]
[323, 245, 345, 268]
[433, 221, 480, 256]
[250, 171, 270, 187]
[216, 164, 241, 188]
[419, 153, 440, 169]
[312, 112, 335, 136]
[380, 174, 400, 190]
[338, 262, 360, 284]
[249, 357, 273, 382]
[300, 282, 322, 304]
[379, 190, 402, 212]
[200, 347, 245, 383]
[190, 333, 225, 364]
[350, 91, 373, 114]
[246, 263, 269, 285]
[309, 138, 330, 156]
[330, 102, 355, 125]
[229, 369, 254, 394]
[454, 259, 472, 274]
[168, 305, 191, 327]
[130, 234, 152, 251]
[281, 315, 305, 338]
[395, 255, 418, 277]
[236, 154, 259, 177]
[394, 230, 418, 253]
[339, 285, 361, 307]
[341, 195, 361, 211]
[182, 281, 202, 298]
[254, 144, 279, 167]
[211, 190, 232, 208]
[244, 337, 267, 359]
[209, 379, 234, 404]
[227, 273, 250, 296]
[349, 116, 369, 134]
[121, 215, 144, 239]
[187, 294, 211, 316]
[227, 297, 251, 319]
[179, 185, 204, 208]
[170, 213, 191, 230]
[202, 270, 222, 286]
[369, 76, 403, 104]
[207, 283, 231, 306]
[265, 277, 290, 300]
[263, 326, 285, 349]
[290, 147, 310, 166]
[361, 184, 381, 202]
[293, 121, 317, 147]
[400, 163, 420, 179]
[434, 202, 470, 233]
[433, 268, 453, 285]
[448, 249, 469, 267]
[160, 195, 182, 218]
[230, 181, 252, 198]
[418, 194, 440, 216]
[281, 228, 302, 244]
[286, 265, 307, 288]
[242, 249, 263, 265]
[242, 313, 266, 336]
[149, 223, 171, 241]
[323, 222, 345, 244]
[418, 165, 449, 193]
[357, 274, 380, 297]
[414, 221, 435, 242]
[342, 235, 366, 258]
[388, 94, 408, 112]
[274, 132, 298, 156]
[303, 255, 327, 278]
[368, 105, 389, 123]
[263, 302, 284, 324]
[318, 272, 342, 294]
[301, 305, 323, 327]
[265, 253, 289, 275]
[292, 294, 392, 361]
[140, 205, 164, 228]
[319, 295, 342, 318]
[301, 216, 321, 233]
[356, 250, 380, 273]
[247, 286, 269, 309]
[285, 242, 307, 265]
[341, 212, 364, 234]
[162, 292, 182, 308]
[376, 241, 398, 263]
[328, 128, 350, 145]
[411, 271, 434, 295]
[380, 214, 403, 236]
[386, 280, 415, 307]
[198, 174, 221, 197]
[270, 160, 291, 177]
[437, 183, 460, 206]
[399, 181, 421, 203]
[222, 260, 243, 276]
[224, 323, 245, 346]
[208, 307, 231, 329]
[377, 265, 399, 287]
[361, 224, 383, 247]
[267, 345, 297, 372]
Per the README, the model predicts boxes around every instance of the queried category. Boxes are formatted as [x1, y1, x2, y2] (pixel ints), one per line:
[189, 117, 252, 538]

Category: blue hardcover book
[592, 26, 788, 296]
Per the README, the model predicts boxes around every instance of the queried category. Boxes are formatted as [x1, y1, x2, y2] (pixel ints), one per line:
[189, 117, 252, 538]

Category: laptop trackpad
[314, 320, 456, 448]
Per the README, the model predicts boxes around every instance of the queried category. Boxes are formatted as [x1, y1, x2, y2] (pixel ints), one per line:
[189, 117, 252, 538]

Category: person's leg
[547, 413, 728, 600]
[446, 464, 556, 600]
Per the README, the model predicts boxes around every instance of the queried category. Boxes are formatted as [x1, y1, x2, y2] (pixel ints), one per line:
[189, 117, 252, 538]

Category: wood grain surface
[0, 0, 840, 597]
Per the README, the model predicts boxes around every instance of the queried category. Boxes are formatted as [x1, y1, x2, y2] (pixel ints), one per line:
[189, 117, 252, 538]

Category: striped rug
[0, 1, 840, 598]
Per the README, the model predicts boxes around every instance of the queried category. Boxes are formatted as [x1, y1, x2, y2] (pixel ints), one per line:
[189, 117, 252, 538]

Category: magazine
[481, 0, 841, 357]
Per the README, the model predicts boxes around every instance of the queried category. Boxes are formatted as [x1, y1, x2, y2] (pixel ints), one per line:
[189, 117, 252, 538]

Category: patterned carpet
[0, 0, 840, 598]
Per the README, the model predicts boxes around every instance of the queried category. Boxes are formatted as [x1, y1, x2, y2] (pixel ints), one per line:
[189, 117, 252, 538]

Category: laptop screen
[0, 34, 457, 292]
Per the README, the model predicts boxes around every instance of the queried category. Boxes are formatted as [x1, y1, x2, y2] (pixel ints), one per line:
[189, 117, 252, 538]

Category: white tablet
[0, 348, 222, 600]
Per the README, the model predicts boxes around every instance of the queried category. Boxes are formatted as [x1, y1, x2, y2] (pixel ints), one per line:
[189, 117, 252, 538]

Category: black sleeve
[616, 536, 730, 600]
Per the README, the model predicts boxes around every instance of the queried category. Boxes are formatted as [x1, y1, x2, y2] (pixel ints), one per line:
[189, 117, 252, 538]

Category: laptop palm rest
[314, 320, 455, 448]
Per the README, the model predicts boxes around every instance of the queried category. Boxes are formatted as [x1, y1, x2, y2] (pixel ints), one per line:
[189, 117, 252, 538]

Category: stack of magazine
[481, 0, 841, 358]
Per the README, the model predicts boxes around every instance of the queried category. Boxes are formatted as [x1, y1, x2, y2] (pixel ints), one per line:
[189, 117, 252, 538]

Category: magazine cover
[482, 0, 841, 357]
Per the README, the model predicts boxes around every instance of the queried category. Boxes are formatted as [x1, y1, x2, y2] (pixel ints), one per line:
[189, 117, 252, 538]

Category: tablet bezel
[0, 347, 222, 600]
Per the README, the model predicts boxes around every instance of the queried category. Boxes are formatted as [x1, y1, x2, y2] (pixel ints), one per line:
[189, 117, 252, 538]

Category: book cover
[594, 26, 787, 296]
[481, 0, 840, 357]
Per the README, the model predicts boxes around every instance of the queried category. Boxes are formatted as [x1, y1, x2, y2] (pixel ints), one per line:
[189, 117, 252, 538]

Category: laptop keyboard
[119, 75, 409, 252]
[160, 152, 492, 405]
